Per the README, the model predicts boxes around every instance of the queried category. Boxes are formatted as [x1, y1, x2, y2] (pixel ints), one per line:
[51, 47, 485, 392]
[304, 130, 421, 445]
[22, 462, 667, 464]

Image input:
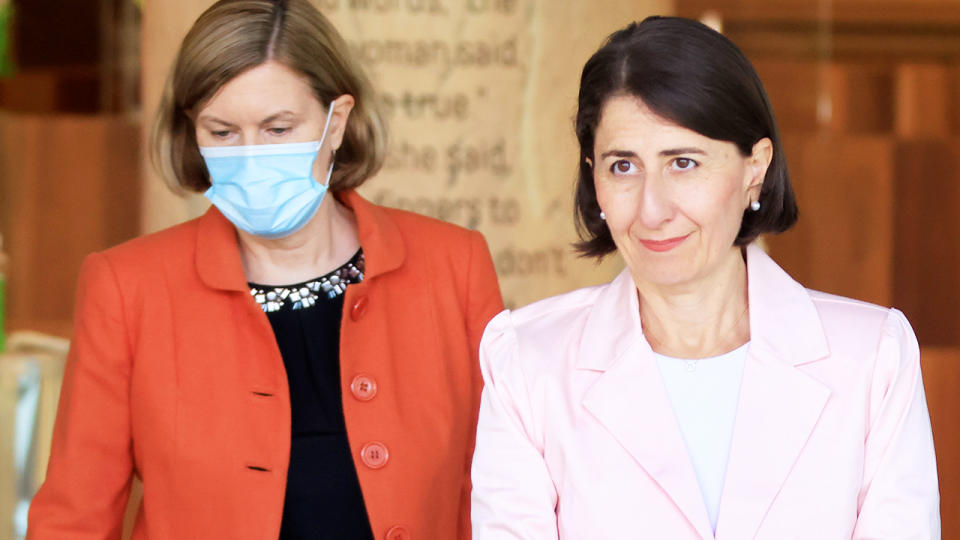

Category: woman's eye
[267, 127, 290, 136]
[672, 157, 698, 170]
[211, 130, 231, 138]
[610, 159, 636, 174]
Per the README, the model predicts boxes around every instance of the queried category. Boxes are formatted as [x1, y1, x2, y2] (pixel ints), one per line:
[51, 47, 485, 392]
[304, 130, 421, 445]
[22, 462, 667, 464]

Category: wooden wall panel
[921, 347, 960, 538]
[893, 140, 960, 347]
[0, 114, 141, 336]
[896, 64, 952, 139]
[824, 63, 894, 134]
[769, 135, 895, 307]
[752, 61, 895, 135]
[752, 59, 820, 132]
[0, 71, 60, 113]
[952, 66, 960, 135]
[678, 0, 960, 25]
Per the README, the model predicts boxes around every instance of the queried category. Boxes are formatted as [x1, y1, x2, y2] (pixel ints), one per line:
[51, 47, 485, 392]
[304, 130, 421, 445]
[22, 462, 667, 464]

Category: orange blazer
[27, 190, 504, 540]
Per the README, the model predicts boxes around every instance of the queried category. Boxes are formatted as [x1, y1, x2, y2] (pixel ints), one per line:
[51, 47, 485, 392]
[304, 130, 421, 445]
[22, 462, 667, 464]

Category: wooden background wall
[0, 113, 140, 337]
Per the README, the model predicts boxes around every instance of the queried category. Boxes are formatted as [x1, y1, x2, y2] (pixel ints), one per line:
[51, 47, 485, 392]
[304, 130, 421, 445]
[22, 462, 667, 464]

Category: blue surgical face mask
[199, 102, 336, 239]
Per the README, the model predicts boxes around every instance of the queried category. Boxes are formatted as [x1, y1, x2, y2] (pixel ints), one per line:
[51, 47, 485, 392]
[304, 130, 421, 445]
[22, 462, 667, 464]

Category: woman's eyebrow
[599, 149, 638, 160]
[599, 147, 707, 160]
[261, 111, 297, 124]
[659, 147, 706, 157]
[196, 115, 235, 127]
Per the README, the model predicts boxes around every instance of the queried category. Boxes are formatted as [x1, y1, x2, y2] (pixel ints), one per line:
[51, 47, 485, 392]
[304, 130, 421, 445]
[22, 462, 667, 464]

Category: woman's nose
[637, 175, 675, 229]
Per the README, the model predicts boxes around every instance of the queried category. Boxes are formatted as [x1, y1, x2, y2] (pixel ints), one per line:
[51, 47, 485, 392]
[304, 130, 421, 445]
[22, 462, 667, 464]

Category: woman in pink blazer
[471, 17, 940, 540]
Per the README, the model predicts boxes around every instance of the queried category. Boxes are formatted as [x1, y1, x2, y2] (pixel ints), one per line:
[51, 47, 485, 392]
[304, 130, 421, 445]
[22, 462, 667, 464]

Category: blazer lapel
[195, 206, 249, 292]
[579, 270, 715, 540]
[337, 190, 405, 280]
[715, 246, 832, 539]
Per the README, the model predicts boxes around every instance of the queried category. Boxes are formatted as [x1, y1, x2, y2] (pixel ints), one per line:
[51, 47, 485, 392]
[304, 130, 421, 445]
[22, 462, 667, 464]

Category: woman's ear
[745, 137, 773, 199]
[328, 94, 356, 151]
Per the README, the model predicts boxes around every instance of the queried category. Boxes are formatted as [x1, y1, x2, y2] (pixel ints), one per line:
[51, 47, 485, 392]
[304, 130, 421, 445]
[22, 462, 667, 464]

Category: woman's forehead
[595, 96, 718, 153]
[199, 62, 318, 116]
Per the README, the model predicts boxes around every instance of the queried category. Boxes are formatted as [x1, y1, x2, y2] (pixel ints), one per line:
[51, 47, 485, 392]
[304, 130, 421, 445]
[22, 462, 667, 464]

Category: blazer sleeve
[464, 230, 505, 364]
[852, 308, 940, 540]
[471, 311, 559, 540]
[27, 252, 134, 540]
[458, 230, 505, 540]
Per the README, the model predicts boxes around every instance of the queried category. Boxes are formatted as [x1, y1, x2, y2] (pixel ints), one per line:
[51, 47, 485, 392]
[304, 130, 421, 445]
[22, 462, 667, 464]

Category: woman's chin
[631, 263, 699, 290]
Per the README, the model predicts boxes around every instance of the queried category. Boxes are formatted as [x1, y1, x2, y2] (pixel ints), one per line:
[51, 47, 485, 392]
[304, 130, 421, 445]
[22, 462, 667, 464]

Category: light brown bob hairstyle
[152, 0, 386, 193]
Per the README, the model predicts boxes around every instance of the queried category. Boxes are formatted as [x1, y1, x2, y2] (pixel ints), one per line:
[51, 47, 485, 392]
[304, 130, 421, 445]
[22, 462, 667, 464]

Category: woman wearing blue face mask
[26, 1, 504, 539]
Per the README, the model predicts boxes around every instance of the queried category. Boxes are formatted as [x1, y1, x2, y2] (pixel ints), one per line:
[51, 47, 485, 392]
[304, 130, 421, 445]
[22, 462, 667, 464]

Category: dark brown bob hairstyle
[152, 0, 386, 193]
[574, 16, 797, 259]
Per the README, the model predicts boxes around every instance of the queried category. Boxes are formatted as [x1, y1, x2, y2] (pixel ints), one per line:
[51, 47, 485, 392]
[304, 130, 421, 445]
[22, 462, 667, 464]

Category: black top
[249, 250, 373, 540]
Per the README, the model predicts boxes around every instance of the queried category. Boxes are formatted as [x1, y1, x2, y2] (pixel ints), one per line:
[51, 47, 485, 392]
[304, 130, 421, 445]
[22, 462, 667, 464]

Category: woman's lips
[639, 233, 691, 252]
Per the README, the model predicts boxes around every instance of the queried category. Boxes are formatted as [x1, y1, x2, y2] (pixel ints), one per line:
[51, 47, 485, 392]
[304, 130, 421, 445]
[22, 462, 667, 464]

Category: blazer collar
[575, 267, 641, 369]
[195, 205, 248, 292]
[743, 243, 829, 366]
[336, 190, 406, 279]
[576, 243, 830, 371]
[195, 190, 406, 291]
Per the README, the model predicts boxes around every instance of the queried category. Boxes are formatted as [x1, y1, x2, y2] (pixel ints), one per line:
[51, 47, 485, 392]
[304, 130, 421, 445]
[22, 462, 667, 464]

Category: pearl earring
[600, 211, 606, 221]
[750, 200, 761, 211]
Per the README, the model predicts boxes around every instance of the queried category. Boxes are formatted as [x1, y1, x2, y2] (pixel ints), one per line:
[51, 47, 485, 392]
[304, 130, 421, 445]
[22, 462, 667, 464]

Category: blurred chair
[0, 332, 68, 540]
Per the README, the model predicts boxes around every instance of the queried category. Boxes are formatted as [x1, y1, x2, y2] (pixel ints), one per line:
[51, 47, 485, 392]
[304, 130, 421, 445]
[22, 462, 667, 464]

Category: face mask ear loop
[318, 101, 337, 188]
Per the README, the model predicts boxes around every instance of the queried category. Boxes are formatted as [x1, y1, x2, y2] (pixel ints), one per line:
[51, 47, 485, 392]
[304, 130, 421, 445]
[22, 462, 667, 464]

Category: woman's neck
[236, 195, 360, 285]
[636, 248, 750, 359]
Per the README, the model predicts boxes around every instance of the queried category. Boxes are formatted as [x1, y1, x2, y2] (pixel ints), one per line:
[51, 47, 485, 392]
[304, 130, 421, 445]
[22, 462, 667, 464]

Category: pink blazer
[471, 245, 939, 539]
